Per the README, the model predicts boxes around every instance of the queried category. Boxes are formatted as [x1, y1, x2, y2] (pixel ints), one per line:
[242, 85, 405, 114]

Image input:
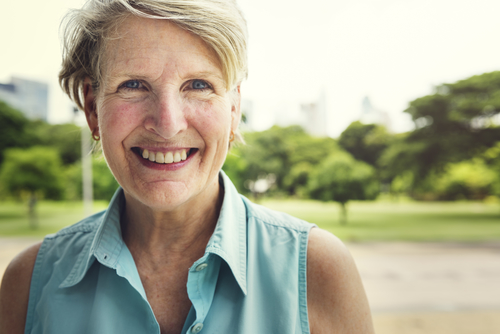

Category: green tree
[236, 125, 338, 196]
[481, 141, 500, 197]
[222, 146, 249, 194]
[0, 100, 82, 166]
[338, 121, 392, 167]
[0, 147, 64, 228]
[283, 162, 314, 198]
[63, 158, 120, 201]
[92, 158, 120, 200]
[308, 151, 379, 224]
[434, 159, 497, 200]
[0, 101, 31, 164]
[400, 71, 500, 183]
[27, 121, 82, 165]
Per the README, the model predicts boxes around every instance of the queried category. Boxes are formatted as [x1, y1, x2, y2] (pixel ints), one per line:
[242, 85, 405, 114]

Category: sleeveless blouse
[25, 171, 315, 334]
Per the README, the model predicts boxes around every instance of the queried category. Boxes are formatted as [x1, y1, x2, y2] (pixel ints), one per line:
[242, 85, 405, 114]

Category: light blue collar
[59, 170, 247, 295]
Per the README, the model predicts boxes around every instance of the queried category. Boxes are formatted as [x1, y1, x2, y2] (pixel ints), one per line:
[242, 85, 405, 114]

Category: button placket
[191, 323, 204, 333]
[187, 256, 220, 333]
[195, 263, 208, 272]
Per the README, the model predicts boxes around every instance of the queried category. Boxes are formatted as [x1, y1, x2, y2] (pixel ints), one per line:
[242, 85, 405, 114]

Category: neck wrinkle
[121, 179, 224, 267]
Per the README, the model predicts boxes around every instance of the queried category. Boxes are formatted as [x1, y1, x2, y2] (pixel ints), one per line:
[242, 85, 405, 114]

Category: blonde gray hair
[59, 0, 248, 144]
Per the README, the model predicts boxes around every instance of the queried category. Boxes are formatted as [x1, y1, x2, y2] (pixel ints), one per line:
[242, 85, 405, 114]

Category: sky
[1, 0, 500, 136]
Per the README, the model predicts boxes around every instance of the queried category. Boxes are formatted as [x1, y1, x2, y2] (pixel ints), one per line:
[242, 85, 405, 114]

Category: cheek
[99, 101, 143, 137]
[191, 100, 232, 140]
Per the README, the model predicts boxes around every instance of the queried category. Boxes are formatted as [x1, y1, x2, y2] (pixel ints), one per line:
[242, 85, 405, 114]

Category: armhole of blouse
[299, 225, 315, 334]
[24, 238, 49, 334]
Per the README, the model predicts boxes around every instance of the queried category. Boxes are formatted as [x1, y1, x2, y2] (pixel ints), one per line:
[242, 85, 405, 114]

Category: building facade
[0, 76, 48, 121]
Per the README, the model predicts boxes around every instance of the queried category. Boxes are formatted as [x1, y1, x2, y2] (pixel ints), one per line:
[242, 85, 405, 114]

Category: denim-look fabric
[25, 171, 315, 334]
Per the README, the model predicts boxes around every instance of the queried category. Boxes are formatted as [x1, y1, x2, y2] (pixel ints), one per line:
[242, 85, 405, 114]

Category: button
[191, 323, 203, 333]
[195, 263, 208, 272]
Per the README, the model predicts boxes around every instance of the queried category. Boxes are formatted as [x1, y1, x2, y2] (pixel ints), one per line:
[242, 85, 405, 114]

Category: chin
[124, 180, 197, 212]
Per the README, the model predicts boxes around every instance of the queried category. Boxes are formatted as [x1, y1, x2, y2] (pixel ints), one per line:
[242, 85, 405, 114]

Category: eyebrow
[106, 70, 225, 86]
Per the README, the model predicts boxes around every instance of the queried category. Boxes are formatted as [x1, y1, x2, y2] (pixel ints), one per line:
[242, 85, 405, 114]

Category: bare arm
[307, 228, 374, 334]
[0, 242, 42, 334]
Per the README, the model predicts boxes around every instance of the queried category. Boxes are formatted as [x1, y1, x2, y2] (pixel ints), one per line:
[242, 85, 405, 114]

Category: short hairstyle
[59, 0, 248, 144]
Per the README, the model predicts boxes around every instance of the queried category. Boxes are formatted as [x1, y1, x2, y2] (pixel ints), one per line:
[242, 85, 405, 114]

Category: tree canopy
[0, 101, 32, 164]
[308, 151, 379, 224]
[0, 146, 64, 228]
[338, 121, 392, 167]
[400, 71, 500, 182]
[0, 146, 64, 199]
[223, 125, 338, 196]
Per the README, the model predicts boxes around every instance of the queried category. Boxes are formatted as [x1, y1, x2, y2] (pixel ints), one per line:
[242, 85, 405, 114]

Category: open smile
[132, 147, 198, 165]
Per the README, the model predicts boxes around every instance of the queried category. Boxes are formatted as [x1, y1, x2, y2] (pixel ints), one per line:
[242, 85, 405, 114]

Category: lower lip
[136, 150, 197, 171]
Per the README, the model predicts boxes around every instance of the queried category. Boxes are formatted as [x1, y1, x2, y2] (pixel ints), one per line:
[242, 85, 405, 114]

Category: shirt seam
[298, 227, 313, 334]
[242, 196, 313, 232]
[250, 214, 312, 233]
[45, 223, 97, 238]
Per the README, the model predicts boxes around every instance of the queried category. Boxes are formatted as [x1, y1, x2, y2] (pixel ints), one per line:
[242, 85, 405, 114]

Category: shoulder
[0, 212, 105, 332]
[307, 228, 374, 334]
[0, 241, 42, 333]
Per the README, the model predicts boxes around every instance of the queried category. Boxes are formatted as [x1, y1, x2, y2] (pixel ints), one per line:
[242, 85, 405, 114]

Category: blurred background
[1, 0, 499, 333]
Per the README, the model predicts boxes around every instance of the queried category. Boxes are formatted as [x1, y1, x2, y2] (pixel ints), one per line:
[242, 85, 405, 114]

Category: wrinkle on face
[90, 16, 238, 216]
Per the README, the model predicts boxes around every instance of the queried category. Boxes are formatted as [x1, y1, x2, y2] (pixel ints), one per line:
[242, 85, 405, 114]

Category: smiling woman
[0, 1, 373, 333]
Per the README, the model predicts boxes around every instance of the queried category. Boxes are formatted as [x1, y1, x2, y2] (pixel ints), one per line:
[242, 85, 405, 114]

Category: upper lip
[135, 146, 193, 152]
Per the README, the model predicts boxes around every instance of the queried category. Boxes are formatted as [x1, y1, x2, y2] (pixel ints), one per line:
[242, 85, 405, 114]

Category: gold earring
[92, 129, 100, 141]
[229, 131, 235, 142]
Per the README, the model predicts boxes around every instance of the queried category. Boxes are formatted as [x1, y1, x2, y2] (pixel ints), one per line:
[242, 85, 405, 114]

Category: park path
[347, 242, 500, 334]
[347, 241, 500, 312]
[1, 238, 500, 333]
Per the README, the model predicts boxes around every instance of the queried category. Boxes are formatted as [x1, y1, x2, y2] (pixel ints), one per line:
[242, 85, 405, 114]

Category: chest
[140, 269, 193, 334]
[29, 249, 309, 334]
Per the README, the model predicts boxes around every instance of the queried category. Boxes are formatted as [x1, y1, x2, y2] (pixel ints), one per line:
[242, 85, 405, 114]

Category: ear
[230, 85, 242, 132]
[83, 78, 99, 136]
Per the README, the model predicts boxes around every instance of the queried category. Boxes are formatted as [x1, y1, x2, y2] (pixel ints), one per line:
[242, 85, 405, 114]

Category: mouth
[132, 147, 197, 165]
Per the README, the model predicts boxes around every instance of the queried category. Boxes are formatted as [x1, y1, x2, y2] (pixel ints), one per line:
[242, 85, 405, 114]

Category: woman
[0, 0, 374, 333]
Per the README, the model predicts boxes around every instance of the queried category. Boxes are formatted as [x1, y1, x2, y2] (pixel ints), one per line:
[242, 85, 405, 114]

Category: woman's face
[84, 16, 240, 212]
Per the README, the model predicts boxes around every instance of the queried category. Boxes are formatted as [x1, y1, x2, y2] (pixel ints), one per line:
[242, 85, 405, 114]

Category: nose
[144, 93, 188, 139]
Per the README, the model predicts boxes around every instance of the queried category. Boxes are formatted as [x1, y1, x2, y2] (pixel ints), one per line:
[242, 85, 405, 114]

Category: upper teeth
[141, 149, 188, 164]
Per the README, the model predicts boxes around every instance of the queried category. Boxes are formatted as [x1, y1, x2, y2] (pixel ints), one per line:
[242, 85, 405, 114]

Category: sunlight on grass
[260, 199, 500, 242]
[0, 198, 498, 241]
[0, 200, 109, 237]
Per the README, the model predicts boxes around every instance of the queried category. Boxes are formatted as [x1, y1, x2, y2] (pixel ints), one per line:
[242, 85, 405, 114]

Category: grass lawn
[0, 198, 499, 241]
[0, 200, 109, 237]
[261, 198, 500, 242]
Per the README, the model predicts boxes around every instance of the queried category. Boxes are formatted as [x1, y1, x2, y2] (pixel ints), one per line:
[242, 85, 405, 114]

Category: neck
[121, 178, 224, 267]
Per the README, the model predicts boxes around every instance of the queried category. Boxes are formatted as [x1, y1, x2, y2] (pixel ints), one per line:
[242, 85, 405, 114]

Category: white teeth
[155, 152, 165, 163]
[165, 151, 174, 163]
[142, 149, 189, 164]
[148, 152, 156, 162]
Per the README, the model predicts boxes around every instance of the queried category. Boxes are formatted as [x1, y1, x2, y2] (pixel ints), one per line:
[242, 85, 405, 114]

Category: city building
[299, 90, 328, 137]
[0, 76, 48, 121]
[359, 96, 391, 131]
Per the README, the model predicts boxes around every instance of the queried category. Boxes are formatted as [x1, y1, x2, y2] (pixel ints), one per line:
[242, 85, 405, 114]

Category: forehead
[102, 16, 221, 78]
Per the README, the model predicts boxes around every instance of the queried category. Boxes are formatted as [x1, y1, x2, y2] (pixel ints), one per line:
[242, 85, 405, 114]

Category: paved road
[346, 241, 500, 313]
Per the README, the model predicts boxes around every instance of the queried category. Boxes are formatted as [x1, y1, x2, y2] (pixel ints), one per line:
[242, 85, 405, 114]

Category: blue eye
[192, 80, 208, 90]
[123, 80, 141, 89]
